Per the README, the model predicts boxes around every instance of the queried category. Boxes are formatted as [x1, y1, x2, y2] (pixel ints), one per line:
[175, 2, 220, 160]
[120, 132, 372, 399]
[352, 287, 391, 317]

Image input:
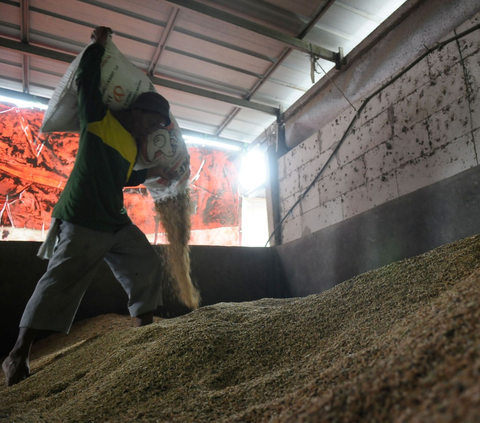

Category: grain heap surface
[1, 235, 480, 422]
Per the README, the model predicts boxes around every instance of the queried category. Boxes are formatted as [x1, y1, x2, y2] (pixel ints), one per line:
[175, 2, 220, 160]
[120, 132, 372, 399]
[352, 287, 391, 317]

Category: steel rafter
[148, 7, 180, 75]
[0, 36, 279, 115]
[215, 0, 337, 137]
[75, 0, 277, 63]
[0, 0, 278, 62]
[0, 0, 290, 83]
[21, 0, 29, 93]
[0, 87, 49, 104]
[163, 0, 340, 64]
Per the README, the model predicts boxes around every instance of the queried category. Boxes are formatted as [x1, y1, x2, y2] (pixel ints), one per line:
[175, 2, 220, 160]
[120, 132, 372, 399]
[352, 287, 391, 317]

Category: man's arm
[124, 166, 176, 188]
[124, 169, 148, 187]
[75, 27, 112, 125]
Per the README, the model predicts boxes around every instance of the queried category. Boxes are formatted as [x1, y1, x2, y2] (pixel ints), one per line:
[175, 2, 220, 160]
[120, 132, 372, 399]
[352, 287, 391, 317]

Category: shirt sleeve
[124, 169, 148, 187]
[75, 43, 108, 125]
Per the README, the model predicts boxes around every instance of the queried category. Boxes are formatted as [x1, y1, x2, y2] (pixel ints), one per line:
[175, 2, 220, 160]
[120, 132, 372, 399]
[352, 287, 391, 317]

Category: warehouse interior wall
[274, 9, 480, 296]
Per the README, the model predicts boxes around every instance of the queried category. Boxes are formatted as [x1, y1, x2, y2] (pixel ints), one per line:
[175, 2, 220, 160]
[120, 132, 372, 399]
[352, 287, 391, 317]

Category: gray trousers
[20, 221, 163, 334]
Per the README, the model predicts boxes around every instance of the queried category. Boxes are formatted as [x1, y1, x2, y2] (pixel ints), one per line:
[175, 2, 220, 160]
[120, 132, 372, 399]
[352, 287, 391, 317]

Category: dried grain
[1, 235, 480, 422]
[155, 190, 200, 309]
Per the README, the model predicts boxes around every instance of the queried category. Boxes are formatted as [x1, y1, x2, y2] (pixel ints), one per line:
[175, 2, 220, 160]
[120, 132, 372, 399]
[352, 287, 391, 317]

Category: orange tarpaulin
[0, 102, 240, 243]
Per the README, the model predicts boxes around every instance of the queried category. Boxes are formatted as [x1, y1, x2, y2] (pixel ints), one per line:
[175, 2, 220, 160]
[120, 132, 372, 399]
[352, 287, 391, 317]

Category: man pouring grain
[2, 27, 174, 387]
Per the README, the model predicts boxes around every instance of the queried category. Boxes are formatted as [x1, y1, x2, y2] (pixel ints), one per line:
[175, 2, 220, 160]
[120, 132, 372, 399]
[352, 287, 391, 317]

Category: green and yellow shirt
[52, 43, 145, 232]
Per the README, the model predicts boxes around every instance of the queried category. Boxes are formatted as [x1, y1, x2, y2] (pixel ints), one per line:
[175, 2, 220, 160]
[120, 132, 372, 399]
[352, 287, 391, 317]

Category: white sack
[41, 38, 154, 133]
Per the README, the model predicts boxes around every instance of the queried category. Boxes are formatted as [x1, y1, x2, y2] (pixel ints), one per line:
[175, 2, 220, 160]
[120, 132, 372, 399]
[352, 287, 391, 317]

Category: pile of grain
[1, 235, 480, 422]
[155, 190, 200, 309]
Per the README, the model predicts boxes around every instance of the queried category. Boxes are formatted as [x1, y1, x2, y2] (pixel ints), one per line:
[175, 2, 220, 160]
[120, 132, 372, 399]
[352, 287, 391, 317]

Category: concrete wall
[278, 11, 480, 245]
[276, 164, 480, 297]
[0, 242, 287, 357]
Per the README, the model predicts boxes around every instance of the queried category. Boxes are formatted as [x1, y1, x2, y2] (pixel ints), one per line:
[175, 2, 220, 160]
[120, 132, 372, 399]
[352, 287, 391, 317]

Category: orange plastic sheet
[0, 102, 240, 243]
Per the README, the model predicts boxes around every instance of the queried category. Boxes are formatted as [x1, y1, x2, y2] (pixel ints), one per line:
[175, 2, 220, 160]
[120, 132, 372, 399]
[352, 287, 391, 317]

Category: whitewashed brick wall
[279, 13, 480, 244]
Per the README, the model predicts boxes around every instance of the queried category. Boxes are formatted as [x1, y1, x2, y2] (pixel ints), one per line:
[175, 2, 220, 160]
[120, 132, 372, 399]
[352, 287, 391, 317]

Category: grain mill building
[0, 0, 479, 420]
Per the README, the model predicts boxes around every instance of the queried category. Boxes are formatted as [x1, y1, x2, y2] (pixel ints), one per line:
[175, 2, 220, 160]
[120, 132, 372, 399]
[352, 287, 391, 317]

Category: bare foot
[2, 353, 30, 387]
[135, 311, 153, 327]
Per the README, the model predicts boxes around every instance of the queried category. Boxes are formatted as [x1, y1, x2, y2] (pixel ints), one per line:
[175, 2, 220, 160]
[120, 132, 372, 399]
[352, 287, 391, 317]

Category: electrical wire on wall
[266, 22, 480, 247]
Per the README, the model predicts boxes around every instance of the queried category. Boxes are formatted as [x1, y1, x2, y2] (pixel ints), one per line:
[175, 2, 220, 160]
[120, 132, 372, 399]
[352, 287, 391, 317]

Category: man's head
[128, 92, 172, 137]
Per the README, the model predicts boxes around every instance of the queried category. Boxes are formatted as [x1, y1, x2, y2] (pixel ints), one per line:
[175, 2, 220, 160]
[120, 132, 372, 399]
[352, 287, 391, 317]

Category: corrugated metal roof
[0, 0, 406, 145]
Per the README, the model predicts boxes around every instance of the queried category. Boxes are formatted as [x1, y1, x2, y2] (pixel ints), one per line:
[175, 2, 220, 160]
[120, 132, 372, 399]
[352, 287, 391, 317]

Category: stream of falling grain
[154, 190, 201, 309]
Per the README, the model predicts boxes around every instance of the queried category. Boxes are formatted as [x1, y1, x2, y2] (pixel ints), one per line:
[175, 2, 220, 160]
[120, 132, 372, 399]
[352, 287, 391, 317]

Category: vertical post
[276, 106, 287, 156]
[21, 0, 30, 94]
[335, 46, 344, 70]
[264, 107, 286, 246]
[265, 145, 281, 246]
[238, 182, 243, 246]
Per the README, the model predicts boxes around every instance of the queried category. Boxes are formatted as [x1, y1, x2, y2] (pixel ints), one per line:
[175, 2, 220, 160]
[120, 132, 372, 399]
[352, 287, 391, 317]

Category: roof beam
[28, 6, 158, 47]
[215, 0, 337, 137]
[21, 0, 29, 93]
[2, 0, 279, 63]
[22, 55, 29, 93]
[298, 0, 337, 37]
[21, 0, 28, 42]
[0, 37, 279, 115]
[149, 75, 278, 114]
[181, 128, 246, 149]
[335, 1, 383, 24]
[0, 36, 76, 62]
[0, 0, 281, 64]
[76, 0, 277, 62]
[162, 0, 340, 63]
[148, 7, 180, 75]
[0, 87, 49, 104]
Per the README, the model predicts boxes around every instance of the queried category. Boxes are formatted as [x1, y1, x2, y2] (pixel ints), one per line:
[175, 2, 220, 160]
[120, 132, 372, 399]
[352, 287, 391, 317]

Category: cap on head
[131, 92, 171, 126]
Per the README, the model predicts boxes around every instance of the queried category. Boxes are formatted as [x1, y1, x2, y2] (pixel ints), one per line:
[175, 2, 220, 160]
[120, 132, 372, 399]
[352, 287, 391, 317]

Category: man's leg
[3, 222, 113, 387]
[135, 311, 154, 327]
[105, 225, 163, 325]
[20, 222, 113, 333]
[2, 328, 37, 386]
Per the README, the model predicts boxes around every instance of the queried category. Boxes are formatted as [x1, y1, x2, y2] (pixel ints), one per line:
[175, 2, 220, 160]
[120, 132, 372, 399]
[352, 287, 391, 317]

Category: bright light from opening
[378, 0, 407, 19]
[0, 95, 48, 110]
[240, 149, 266, 192]
[183, 135, 241, 151]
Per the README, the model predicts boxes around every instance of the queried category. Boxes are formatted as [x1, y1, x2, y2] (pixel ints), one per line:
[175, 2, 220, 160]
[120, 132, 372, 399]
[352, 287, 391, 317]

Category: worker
[2, 27, 170, 387]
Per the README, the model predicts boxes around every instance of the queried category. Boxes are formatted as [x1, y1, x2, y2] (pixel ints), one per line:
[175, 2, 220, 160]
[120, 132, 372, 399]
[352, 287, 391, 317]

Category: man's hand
[91, 26, 112, 47]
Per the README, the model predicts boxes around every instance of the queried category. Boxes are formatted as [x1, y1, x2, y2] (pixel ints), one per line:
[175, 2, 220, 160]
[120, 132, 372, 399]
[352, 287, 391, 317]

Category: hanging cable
[312, 55, 358, 112]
